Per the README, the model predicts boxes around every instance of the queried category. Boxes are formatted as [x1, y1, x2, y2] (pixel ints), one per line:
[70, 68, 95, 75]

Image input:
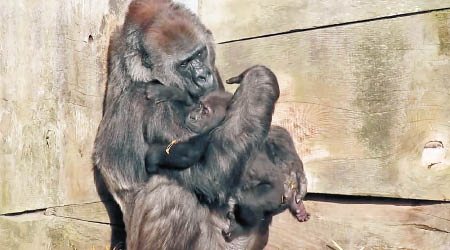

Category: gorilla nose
[188, 114, 197, 121]
[194, 71, 207, 83]
[193, 67, 210, 84]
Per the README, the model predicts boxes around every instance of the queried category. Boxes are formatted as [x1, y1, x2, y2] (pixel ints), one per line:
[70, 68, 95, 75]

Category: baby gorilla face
[185, 91, 232, 133]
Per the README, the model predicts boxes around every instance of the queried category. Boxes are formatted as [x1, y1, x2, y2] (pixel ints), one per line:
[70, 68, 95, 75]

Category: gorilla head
[120, 0, 221, 99]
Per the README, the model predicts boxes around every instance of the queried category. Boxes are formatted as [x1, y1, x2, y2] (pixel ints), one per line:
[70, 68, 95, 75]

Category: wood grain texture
[0, 212, 120, 250]
[215, 10, 450, 200]
[1, 0, 449, 248]
[0, 201, 125, 249]
[0, 0, 131, 214]
[199, 0, 450, 43]
[266, 199, 450, 250]
[1, 199, 448, 250]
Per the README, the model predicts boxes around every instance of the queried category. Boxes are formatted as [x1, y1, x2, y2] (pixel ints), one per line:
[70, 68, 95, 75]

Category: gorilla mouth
[186, 83, 202, 98]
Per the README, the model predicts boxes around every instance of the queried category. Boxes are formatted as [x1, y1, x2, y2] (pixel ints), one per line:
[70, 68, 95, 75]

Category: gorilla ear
[141, 52, 153, 69]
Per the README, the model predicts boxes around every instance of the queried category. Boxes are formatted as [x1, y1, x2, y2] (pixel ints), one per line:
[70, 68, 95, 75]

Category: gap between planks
[2, 194, 448, 219]
[305, 193, 450, 206]
[218, 7, 450, 44]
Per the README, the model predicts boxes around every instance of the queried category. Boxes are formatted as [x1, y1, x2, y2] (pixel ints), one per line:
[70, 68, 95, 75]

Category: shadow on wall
[94, 168, 127, 250]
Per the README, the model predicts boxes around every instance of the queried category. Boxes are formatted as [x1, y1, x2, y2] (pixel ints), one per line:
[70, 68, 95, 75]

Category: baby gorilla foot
[290, 200, 310, 222]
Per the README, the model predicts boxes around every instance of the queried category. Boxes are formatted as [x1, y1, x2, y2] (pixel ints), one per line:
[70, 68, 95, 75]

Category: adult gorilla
[93, 0, 297, 249]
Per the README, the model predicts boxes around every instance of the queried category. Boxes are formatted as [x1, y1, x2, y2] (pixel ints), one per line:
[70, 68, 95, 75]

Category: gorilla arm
[144, 133, 210, 173]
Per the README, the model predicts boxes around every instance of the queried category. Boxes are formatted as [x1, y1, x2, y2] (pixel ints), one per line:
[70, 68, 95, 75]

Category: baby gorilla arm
[144, 84, 228, 174]
[145, 134, 210, 174]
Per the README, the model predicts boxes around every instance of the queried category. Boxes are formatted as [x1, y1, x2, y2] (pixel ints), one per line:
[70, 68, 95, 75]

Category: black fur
[144, 86, 231, 174]
[93, 0, 301, 249]
[143, 75, 309, 241]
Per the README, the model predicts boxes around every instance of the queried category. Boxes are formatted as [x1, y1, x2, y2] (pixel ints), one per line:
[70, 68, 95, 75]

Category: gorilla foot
[290, 200, 310, 222]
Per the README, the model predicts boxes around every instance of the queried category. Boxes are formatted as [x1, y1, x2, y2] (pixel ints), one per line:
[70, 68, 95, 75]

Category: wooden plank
[1, 199, 448, 250]
[0, 0, 131, 214]
[0, 213, 120, 250]
[266, 198, 450, 250]
[215, 10, 450, 200]
[199, 0, 450, 43]
[47, 201, 118, 225]
[0, 201, 125, 249]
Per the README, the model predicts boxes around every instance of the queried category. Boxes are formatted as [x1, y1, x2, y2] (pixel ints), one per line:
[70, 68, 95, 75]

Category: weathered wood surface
[0, 208, 122, 250]
[0, 0, 132, 214]
[0, 0, 198, 216]
[199, 0, 450, 43]
[1, 198, 449, 250]
[214, 10, 450, 200]
[1, 0, 449, 248]
[266, 198, 450, 250]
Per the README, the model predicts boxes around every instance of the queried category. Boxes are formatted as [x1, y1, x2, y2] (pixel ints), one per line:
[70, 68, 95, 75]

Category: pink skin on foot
[289, 195, 310, 222]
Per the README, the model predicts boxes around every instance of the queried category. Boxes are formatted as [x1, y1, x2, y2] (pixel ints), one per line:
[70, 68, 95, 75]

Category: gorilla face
[185, 90, 231, 133]
[176, 45, 217, 98]
[124, 3, 221, 100]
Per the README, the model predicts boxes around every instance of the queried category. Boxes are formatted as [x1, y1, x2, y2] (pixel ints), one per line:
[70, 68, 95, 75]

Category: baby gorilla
[145, 71, 309, 241]
[143, 87, 230, 173]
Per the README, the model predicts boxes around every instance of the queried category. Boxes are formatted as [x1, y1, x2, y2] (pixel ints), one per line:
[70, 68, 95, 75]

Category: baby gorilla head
[186, 91, 233, 133]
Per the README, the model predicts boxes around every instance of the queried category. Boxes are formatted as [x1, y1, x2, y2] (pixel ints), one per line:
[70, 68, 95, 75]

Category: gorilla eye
[199, 102, 209, 115]
[180, 62, 188, 68]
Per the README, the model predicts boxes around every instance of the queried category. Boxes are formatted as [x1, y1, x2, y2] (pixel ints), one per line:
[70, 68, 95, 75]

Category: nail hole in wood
[421, 141, 445, 169]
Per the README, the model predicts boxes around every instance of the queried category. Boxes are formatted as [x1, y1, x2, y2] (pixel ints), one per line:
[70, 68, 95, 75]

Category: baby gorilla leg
[223, 153, 284, 242]
[222, 182, 280, 242]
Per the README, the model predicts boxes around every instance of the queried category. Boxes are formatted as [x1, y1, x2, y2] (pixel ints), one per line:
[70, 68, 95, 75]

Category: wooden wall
[198, 0, 450, 249]
[0, 0, 130, 248]
[0, 0, 449, 249]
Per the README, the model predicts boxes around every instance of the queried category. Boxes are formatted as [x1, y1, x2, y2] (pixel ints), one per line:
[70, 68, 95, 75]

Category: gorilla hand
[146, 83, 194, 105]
